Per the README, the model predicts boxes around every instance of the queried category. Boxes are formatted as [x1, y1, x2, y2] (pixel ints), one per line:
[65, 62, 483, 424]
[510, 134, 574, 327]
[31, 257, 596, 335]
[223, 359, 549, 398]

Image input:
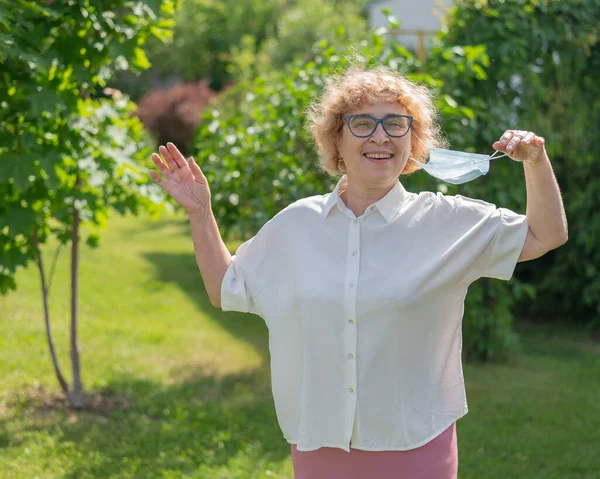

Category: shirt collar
[322, 175, 407, 224]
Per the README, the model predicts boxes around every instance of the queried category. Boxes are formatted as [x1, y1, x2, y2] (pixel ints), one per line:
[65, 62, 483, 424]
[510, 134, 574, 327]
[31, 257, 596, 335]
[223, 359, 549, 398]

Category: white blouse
[220, 175, 528, 452]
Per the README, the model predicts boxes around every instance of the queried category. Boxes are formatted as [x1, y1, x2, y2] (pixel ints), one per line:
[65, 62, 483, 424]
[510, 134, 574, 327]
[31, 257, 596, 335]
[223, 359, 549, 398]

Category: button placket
[344, 217, 360, 431]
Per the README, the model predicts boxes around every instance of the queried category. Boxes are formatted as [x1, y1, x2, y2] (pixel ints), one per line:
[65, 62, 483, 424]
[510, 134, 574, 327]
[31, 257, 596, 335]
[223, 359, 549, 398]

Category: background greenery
[0, 0, 174, 295]
[112, 0, 370, 98]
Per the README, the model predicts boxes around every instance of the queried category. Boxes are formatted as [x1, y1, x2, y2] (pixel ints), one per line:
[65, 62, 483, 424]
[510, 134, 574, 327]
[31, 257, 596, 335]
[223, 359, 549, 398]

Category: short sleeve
[443, 194, 529, 283]
[220, 217, 281, 317]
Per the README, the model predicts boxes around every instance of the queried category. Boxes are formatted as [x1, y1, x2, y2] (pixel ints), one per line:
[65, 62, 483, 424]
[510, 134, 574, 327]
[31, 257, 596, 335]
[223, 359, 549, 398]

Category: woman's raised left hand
[493, 130, 547, 164]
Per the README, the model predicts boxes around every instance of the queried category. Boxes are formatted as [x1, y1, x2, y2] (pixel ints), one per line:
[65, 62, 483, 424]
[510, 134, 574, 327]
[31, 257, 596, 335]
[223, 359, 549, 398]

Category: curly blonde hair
[306, 65, 447, 176]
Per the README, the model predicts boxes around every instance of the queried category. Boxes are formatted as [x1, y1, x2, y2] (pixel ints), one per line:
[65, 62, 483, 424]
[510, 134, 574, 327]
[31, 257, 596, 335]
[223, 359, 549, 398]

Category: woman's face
[337, 101, 412, 189]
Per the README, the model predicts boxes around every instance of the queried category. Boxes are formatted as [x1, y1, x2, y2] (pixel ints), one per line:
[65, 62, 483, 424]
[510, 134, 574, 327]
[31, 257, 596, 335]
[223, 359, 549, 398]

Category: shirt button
[348, 387, 354, 393]
[347, 353, 354, 359]
[349, 281, 355, 287]
[351, 249, 357, 256]
[349, 319, 354, 324]
[353, 219, 359, 225]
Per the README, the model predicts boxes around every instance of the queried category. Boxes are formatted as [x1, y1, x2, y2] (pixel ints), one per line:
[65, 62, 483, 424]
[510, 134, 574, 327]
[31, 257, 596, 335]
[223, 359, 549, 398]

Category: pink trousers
[290, 423, 458, 479]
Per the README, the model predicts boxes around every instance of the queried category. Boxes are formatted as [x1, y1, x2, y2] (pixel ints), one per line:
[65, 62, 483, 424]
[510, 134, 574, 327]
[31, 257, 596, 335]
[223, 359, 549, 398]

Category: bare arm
[188, 209, 231, 308]
[150, 142, 231, 307]
[493, 131, 568, 262]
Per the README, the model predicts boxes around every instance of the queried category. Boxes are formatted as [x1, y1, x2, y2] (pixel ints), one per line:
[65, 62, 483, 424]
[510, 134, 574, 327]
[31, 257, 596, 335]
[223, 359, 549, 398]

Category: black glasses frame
[343, 114, 414, 138]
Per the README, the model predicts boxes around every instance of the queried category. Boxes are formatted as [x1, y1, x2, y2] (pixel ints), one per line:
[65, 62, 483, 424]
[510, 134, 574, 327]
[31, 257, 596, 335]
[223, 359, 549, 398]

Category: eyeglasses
[343, 114, 413, 138]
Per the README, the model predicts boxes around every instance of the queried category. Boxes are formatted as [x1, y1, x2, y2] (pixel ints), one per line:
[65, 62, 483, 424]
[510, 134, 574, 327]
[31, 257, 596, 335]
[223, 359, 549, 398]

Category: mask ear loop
[489, 150, 508, 160]
[466, 150, 509, 166]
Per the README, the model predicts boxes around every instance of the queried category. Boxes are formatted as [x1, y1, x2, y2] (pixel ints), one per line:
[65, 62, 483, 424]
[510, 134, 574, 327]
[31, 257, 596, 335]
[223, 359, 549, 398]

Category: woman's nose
[369, 123, 390, 144]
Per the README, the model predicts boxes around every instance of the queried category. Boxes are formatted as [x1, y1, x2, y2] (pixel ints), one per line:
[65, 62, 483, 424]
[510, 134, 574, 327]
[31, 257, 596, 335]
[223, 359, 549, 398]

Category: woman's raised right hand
[150, 142, 211, 216]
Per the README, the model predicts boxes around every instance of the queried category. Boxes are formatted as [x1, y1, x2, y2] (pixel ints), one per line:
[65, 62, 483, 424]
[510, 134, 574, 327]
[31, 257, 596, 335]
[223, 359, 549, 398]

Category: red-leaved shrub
[136, 81, 217, 155]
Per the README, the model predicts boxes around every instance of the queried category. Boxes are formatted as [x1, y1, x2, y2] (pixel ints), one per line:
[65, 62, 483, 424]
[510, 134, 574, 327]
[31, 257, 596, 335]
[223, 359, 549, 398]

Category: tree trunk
[69, 177, 84, 409]
[33, 230, 70, 396]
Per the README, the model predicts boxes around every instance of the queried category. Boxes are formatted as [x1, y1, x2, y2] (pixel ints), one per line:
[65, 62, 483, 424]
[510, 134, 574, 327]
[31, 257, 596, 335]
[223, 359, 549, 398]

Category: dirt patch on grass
[4, 385, 129, 419]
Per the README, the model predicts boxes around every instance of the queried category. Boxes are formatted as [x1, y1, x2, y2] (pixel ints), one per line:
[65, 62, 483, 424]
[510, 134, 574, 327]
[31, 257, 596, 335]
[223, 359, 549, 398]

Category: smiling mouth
[364, 153, 394, 161]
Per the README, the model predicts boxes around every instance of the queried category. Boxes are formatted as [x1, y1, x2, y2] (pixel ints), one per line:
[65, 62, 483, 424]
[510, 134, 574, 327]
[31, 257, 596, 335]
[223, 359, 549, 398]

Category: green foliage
[257, 0, 369, 71]
[462, 279, 520, 362]
[141, 0, 283, 91]
[115, 0, 370, 98]
[432, 0, 600, 326]
[0, 0, 175, 294]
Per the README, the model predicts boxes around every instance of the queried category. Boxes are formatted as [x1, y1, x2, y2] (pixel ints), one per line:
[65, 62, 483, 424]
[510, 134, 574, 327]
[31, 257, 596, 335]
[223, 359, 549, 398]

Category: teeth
[365, 153, 393, 159]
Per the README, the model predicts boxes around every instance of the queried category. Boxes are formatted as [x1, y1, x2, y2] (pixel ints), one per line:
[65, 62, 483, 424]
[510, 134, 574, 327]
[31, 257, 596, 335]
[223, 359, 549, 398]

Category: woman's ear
[334, 128, 342, 150]
[333, 134, 342, 163]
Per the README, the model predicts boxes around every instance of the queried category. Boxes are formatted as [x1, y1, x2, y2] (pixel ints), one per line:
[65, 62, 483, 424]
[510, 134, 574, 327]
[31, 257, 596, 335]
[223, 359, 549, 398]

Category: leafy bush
[257, 0, 368, 70]
[0, 0, 172, 293]
[433, 0, 600, 327]
[110, 0, 370, 99]
[112, 0, 282, 94]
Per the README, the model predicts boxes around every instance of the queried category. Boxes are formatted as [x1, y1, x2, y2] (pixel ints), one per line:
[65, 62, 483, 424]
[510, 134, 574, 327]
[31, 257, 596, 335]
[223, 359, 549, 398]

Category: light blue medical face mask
[409, 140, 508, 184]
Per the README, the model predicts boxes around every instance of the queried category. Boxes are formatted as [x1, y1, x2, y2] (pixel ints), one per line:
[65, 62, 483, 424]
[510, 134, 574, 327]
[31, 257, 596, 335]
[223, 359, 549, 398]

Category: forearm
[523, 154, 568, 249]
[188, 209, 232, 308]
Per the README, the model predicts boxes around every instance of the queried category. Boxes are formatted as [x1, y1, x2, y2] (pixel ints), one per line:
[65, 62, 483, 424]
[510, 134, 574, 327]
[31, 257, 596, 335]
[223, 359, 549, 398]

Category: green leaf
[1, 203, 38, 238]
[28, 89, 62, 117]
[387, 15, 400, 29]
[0, 153, 37, 189]
[471, 63, 487, 80]
[86, 233, 101, 248]
[131, 47, 151, 70]
[444, 94, 458, 108]
[0, 9, 10, 33]
[37, 154, 61, 190]
[0, 273, 17, 295]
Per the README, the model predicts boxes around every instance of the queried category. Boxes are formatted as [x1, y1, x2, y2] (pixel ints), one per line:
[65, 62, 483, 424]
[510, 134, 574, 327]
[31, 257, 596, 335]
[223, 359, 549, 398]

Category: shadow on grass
[142, 251, 271, 363]
[4, 367, 289, 478]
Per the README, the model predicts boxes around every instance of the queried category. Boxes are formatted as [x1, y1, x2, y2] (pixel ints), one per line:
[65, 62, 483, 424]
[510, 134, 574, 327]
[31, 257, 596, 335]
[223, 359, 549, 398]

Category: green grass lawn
[1, 212, 599, 478]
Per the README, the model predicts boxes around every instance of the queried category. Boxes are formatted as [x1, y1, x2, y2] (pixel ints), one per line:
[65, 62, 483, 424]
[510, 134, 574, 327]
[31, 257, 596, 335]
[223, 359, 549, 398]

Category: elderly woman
[150, 67, 567, 479]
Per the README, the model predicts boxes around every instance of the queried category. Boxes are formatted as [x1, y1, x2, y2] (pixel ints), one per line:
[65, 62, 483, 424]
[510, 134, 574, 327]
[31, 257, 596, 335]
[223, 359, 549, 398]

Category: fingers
[150, 152, 170, 188]
[149, 169, 167, 188]
[159, 145, 178, 172]
[494, 130, 541, 153]
[188, 156, 206, 182]
[166, 142, 187, 169]
[521, 132, 536, 145]
[495, 130, 513, 150]
[151, 144, 206, 189]
[504, 130, 528, 152]
[151, 152, 170, 175]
